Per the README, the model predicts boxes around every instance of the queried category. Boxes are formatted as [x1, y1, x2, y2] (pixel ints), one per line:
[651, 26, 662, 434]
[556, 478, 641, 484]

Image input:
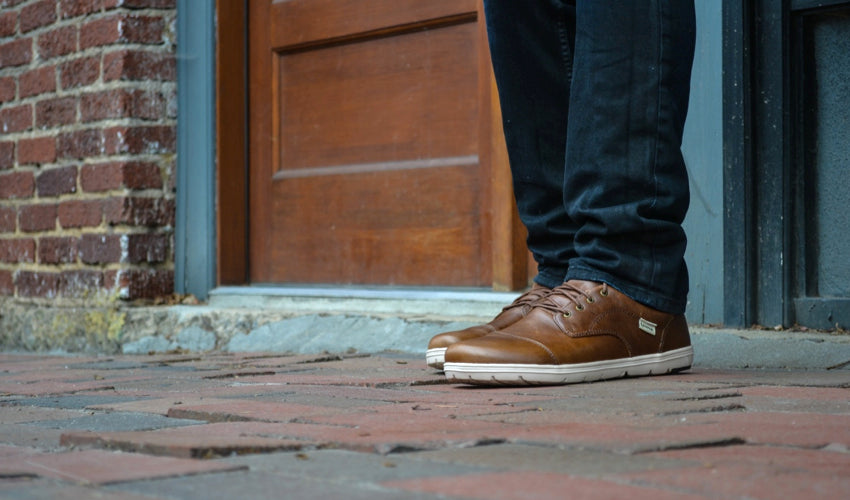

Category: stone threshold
[1, 286, 849, 371]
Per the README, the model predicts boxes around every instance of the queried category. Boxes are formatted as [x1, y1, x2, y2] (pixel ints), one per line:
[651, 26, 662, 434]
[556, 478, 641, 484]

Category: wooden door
[245, 0, 526, 288]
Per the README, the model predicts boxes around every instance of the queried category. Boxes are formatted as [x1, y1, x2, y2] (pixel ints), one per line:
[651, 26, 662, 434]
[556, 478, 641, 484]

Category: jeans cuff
[534, 266, 569, 289]
[565, 265, 687, 315]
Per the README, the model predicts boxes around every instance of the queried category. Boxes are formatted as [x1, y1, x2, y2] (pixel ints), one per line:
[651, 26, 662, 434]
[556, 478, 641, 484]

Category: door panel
[247, 0, 525, 287]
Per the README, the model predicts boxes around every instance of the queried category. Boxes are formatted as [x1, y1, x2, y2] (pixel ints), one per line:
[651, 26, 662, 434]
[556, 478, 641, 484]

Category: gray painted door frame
[175, 0, 216, 300]
[723, 0, 850, 329]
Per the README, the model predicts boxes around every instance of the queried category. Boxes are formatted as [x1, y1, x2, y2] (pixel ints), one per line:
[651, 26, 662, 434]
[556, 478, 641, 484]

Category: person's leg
[484, 0, 579, 288]
[443, 0, 697, 385]
[563, 0, 695, 314]
[425, 0, 578, 369]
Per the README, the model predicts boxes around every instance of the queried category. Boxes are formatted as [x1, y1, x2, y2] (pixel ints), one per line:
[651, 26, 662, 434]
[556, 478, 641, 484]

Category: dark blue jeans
[484, 0, 695, 314]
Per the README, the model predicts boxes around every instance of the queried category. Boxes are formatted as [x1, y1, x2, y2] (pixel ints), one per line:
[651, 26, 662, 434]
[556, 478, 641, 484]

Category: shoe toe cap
[427, 325, 495, 350]
[444, 333, 558, 365]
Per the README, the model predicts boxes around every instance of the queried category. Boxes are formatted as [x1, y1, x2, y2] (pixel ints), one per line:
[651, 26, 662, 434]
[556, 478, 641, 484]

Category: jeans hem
[565, 265, 687, 315]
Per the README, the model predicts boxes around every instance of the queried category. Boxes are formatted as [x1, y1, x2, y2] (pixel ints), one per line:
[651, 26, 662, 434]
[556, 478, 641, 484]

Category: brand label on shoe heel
[638, 318, 657, 336]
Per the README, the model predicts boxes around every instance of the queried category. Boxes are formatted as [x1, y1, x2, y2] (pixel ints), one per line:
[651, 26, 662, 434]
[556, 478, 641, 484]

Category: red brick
[37, 165, 77, 197]
[58, 129, 104, 160]
[58, 199, 102, 228]
[81, 88, 164, 122]
[80, 14, 164, 49]
[0, 206, 15, 232]
[79, 233, 121, 263]
[125, 232, 168, 263]
[20, 0, 57, 33]
[105, 196, 173, 227]
[122, 15, 166, 44]
[0, 77, 15, 104]
[60, 0, 107, 19]
[0, 104, 33, 133]
[15, 271, 60, 298]
[38, 25, 77, 59]
[17, 136, 56, 165]
[0, 270, 12, 295]
[19, 65, 56, 98]
[122, 161, 162, 189]
[122, 0, 175, 8]
[0, 1, 27, 9]
[129, 89, 166, 120]
[79, 15, 121, 48]
[35, 96, 77, 128]
[117, 268, 173, 299]
[80, 162, 122, 192]
[81, 161, 162, 191]
[103, 49, 175, 82]
[19, 203, 57, 232]
[0, 11, 16, 37]
[59, 269, 109, 296]
[60, 56, 100, 89]
[0, 238, 35, 263]
[0, 38, 32, 69]
[0, 142, 13, 170]
[0, 171, 34, 199]
[104, 125, 175, 155]
[38, 236, 78, 264]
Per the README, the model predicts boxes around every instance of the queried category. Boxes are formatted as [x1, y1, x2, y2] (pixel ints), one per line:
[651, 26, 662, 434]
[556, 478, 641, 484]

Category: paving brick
[85, 397, 250, 417]
[684, 411, 850, 448]
[0, 422, 65, 449]
[2, 353, 850, 499]
[0, 479, 157, 500]
[383, 471, 706, 500]
[61, 423, 311, 459]
[5, 394, 143, 410]
[166, 399, 357, 423]
[0, 406, 84, 424]
[627, 445, 850, 499]
[28, 411, 202, 432]
[0, 448, 246, 484]
[0, 378, 118, 396]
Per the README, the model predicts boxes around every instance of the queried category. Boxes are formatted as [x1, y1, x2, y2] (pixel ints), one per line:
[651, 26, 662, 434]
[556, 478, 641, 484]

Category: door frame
[722, 0, 850, 328]
[215, 0, 528, 291]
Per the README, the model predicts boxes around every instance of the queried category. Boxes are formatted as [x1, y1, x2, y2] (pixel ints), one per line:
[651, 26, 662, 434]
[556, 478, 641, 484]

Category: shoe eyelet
[600, 289, 609, 297]
[586, 296, 595, 303]
[576, 304, 585, 311]
[562, 312, 571, 318]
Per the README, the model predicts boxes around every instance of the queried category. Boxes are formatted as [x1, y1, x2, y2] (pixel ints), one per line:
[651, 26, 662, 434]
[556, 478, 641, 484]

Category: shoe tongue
[565, 279, 602, 294]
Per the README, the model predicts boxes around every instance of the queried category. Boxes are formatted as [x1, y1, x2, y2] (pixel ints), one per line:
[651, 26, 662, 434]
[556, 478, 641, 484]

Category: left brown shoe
[443, 280, 693, 385]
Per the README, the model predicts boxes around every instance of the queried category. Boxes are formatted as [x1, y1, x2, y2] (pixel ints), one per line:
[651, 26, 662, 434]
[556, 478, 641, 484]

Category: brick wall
[0, 0, 176, 300]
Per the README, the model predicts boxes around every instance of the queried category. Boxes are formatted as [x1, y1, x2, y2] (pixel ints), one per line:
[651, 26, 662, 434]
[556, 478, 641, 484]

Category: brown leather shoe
[425, 283, 551, 370]
[443, 280, 692, 385]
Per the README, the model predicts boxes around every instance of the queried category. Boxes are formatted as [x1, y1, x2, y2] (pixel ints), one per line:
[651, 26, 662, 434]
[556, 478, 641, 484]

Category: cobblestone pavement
[0, 352, 848, 499]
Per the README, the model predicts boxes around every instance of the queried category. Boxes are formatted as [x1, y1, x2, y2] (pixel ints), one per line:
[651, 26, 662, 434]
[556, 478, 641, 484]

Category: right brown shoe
[425, 283, 551, 370]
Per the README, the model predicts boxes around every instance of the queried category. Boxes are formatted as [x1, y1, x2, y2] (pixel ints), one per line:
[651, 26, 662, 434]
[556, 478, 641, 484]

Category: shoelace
[531, 282, 608, 316]
[502, 286, 551, 312]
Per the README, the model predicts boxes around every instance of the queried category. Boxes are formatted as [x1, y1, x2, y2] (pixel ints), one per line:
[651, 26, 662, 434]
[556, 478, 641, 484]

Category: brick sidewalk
[0, 352, 848, 499]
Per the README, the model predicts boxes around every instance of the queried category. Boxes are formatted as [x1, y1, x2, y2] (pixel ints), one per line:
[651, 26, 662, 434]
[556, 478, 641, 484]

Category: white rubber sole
[426, 347, 447, 370]
[443, 346, 694, 386]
